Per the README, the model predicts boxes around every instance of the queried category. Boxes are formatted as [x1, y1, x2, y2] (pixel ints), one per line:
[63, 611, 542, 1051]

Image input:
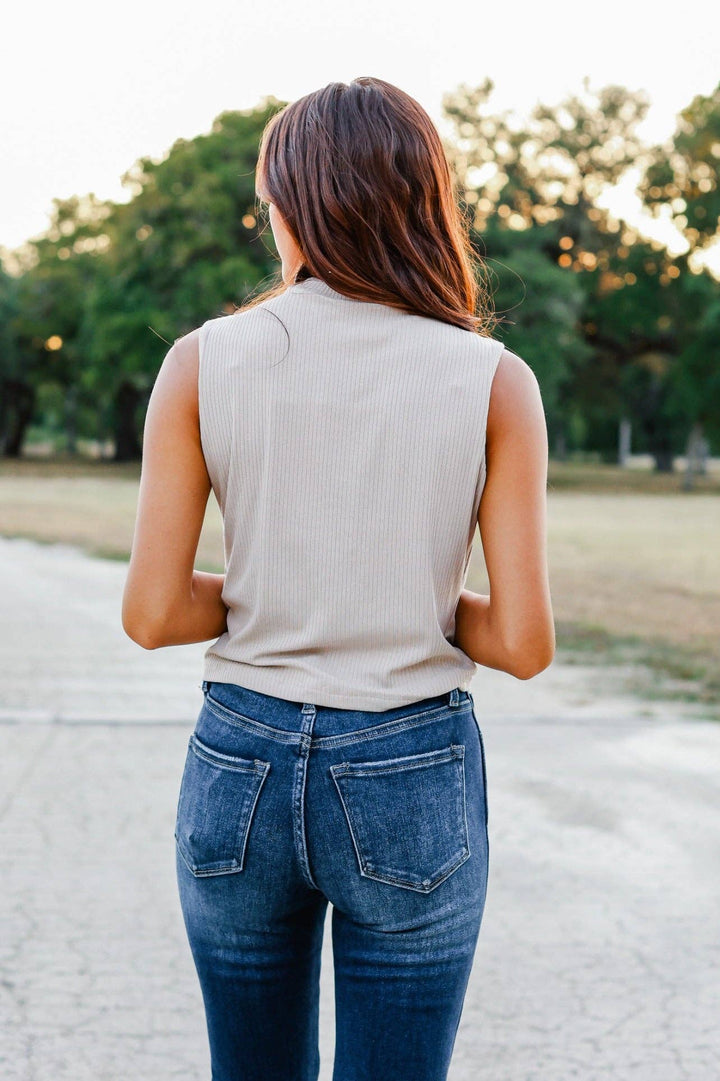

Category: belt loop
[448, 687, 461, 708]
[301, 702, 317, 715]
[201, 680, 209, 694]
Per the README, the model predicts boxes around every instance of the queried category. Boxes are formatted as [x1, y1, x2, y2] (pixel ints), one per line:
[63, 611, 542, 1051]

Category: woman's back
[121, 77, 556, 1081]
[199, 274, 504, 709]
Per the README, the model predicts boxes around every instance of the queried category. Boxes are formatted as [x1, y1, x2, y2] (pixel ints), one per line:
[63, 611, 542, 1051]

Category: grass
[2, 455, 719, 716]
[547, 458, 720, 495]
[552, 621, 720, 712]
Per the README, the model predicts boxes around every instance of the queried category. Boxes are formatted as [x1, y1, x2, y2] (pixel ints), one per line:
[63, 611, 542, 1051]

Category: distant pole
[682, 422, 708, 491]
[618, 417, 632, 466]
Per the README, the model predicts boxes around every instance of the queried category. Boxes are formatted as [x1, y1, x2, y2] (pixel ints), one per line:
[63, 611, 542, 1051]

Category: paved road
[1, 535, 719, 1080]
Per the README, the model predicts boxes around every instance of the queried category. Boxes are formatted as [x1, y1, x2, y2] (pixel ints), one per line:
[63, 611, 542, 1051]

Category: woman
[122, 77, 554, 1081]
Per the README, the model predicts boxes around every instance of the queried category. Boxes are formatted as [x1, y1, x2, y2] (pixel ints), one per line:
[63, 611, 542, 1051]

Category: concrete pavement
[1, 534, 719, 1080]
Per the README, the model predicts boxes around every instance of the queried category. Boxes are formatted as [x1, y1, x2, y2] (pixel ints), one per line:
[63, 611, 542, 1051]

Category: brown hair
[239, 77, 495, 335]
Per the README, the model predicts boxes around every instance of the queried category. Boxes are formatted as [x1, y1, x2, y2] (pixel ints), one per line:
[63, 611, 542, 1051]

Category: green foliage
[479, 221, 592, 445]
[445, 78, 720, 465]
[1, 82, 718, 464]
[671, 283, 720, 446]
[2, 100, 287, 457]
[0, 266, 21, 380]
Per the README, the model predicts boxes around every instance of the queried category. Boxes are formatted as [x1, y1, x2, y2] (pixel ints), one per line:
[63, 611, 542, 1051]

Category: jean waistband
[200, 680, 471, 737]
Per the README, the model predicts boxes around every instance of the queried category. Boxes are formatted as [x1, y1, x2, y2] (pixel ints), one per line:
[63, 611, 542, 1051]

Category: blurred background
[1, 0, 718, 717]
[1, 4, 719, 1079]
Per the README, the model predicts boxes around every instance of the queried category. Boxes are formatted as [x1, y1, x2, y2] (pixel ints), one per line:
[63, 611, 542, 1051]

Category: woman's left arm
[121, 329, 228, 650]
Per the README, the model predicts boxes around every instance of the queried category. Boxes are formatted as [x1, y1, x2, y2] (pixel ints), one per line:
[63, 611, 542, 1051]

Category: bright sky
[2, 0, 719, 262]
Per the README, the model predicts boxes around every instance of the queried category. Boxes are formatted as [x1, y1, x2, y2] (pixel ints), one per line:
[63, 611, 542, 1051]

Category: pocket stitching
[175, 739, 271, 877]
[331, 747, 470, 893]
[189, 731, 269, 774]
[330, 744, 464, 779]
[203, 697, 298, 745]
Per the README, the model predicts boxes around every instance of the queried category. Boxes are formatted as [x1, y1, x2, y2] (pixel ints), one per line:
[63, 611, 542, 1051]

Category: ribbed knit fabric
[198, 275, 504, 710]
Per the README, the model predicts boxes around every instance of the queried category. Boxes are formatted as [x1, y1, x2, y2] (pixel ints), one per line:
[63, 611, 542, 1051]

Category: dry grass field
[2, 456, 718, 710]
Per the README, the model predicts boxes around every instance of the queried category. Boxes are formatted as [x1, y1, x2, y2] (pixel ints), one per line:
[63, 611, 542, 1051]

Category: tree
[0, 266, 27, 456]
[4, 194, 113, 456]
[474, 220, 592, 454]
[442, 78, 719, 469]
[639, 82, 720, 263]
[80, 99, 285, 460]
[637, 82, 720, 467]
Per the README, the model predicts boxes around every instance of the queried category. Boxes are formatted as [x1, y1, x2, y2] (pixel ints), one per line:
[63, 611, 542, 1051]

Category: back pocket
[174, 732, 270, 877]
[330, 744, 469, 893]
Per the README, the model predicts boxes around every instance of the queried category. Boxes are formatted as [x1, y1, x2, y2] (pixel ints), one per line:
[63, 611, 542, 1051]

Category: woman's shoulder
[491, 347, 540, 392]
[189, 297, 290, 350]
[486, 347, 545, 442]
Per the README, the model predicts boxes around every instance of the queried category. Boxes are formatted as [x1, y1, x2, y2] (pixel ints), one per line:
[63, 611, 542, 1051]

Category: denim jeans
[174, 680, 490, 1081]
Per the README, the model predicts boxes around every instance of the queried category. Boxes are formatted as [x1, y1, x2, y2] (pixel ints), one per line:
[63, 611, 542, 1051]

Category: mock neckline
[292, 276, 358, 301]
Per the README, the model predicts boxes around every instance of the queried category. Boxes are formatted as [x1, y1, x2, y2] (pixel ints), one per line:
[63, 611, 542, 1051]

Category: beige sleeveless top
[198, 276, 503, 710]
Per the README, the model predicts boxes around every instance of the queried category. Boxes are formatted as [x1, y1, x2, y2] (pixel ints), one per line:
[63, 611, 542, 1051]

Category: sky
[2, 0, 719, 260]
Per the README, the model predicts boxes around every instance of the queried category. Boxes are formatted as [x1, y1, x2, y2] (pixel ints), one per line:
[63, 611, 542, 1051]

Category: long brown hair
[240, 77, 495, 335]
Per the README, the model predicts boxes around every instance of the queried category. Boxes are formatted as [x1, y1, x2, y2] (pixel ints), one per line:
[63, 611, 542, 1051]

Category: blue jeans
[174, 680, 490, 1081]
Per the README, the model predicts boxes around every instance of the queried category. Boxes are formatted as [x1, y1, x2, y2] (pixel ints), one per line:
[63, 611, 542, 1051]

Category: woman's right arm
[453, 348, 555, 679]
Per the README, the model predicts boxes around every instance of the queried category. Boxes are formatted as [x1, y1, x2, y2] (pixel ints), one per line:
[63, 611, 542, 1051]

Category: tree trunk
[652, 447, 675, 473]
[0, 379, 36, 458]
[646, 421, 674, 472]
[64, 384, 78, 456]
[112, 381, 143, 462]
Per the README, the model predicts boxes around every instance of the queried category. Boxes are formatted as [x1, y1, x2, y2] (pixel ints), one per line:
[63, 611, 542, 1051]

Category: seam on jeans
[470, 703, 489, 829]
[237, 762, 271, 872]
[204, 697, 302, 744]
[292, 705, 320, 891]
[204, 692, 472, 748]
[293, 747, 319, 891]
[460, 740, 471, 863]
[330, 767, 368, 885]
[313, 704, 472, 749]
